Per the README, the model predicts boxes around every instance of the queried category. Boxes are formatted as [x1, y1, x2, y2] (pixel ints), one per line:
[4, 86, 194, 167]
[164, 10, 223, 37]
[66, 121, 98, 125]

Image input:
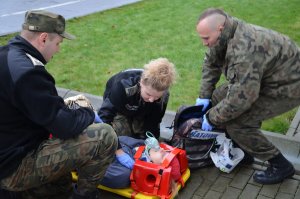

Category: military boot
[253, 153, 295, 184]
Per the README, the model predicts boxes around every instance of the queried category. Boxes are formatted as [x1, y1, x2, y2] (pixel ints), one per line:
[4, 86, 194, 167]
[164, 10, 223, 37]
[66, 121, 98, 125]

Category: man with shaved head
[195, 8, 300, 184]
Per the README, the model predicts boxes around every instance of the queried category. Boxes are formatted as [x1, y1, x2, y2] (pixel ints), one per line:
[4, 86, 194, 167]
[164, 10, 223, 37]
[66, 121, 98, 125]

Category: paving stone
[197, 166, 221, 182]
[257, 195, 273, 199]
[194, 179, 214, 197]
[295, 187, 300, 199]
[275, 192, 294, 199]
[230, 173, 251, 189]
[220, 167, 240, 179]
[221, 186, 241, 199]
[192, 195, 203, 199]
[211, 176, 232, 192]
[260, 184, 280, 198]
[238, 167, 255, 176]
[203, 190, 222, 199]
[279, 179, 299, 194]
[248, 173, 264, 187]
[239, 184, 261, 199]
[259, 195, 274, 199]
[178, 171, 204, 199]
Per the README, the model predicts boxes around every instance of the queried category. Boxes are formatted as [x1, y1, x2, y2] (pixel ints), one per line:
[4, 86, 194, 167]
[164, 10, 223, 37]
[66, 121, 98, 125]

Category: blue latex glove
[202, 114, 213, 131]
[116, 152, 135, 169]
[94, 112, 103, 123]
[195, 98, 210, 112]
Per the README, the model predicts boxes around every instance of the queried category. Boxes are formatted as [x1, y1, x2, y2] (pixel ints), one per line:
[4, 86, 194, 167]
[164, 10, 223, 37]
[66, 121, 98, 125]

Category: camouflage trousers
[0, 123, 118, 199]
[111, 114, 144, 137]
[211, 83, 300, 161]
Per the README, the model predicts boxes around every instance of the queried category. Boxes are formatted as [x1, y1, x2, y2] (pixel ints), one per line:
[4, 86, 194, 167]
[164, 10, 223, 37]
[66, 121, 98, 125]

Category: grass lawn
[1, 0, 299, 133]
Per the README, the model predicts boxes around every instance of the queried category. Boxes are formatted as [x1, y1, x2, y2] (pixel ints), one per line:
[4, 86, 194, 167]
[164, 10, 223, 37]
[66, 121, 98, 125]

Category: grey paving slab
[275, 192, 294, 199]
[176, 172, 204, 199]
[192, 195, 203, 199]
[195, 166, 221, 182]
[295, 187, 300, 199]
[239, 184, 261, 199]
[238, 167, 255, 176]
[194, 179, 214, 197]
[203, 190, 222, 199]
[221, 186, 241, 199]
[260, 184, 280, 198]
[211, 176, 232, 193]
[220, 166, 239, 179]
[230, 173, 251, 189]
[257, 195, 273, 199]
[279, 179, 299, 195]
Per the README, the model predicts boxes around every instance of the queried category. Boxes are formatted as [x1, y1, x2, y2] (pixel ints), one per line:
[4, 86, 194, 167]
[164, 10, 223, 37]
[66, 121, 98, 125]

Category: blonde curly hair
[141, 58, 176, 91]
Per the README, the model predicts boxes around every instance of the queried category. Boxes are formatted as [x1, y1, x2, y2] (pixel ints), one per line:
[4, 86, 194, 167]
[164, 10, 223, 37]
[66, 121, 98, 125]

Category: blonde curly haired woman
[98, 58, 176, 139]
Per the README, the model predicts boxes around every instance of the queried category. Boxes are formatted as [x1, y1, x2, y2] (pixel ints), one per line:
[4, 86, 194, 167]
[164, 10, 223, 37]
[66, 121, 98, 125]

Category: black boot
[253, 153, 295, 184]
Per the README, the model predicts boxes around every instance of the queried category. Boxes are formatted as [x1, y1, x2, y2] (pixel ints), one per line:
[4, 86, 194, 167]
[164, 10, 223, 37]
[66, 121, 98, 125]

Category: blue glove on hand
[116, 152, 135, 169]
[202, 114, 213, 131]
[195, 98, 210, 112]
[94, 112, 103, 123]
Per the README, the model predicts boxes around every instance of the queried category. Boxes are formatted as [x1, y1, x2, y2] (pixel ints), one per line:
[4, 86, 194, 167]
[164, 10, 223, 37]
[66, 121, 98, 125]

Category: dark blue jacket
[0, 36, 94, 179]
[98, 69, 169, 138]
[101, 136, 144, 188]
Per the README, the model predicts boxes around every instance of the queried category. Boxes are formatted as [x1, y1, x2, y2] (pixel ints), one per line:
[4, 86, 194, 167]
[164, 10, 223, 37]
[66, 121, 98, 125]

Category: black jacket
[98, 69, 169, 136]
[0, 36, 94, 179]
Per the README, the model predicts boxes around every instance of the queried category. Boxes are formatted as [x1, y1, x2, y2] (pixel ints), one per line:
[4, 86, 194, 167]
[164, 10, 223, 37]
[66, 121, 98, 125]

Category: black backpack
[170, 105, 224, 169]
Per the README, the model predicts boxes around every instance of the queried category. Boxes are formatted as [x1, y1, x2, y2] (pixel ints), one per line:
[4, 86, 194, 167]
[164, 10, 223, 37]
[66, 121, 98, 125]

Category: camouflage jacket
[199, 15, 300, 125]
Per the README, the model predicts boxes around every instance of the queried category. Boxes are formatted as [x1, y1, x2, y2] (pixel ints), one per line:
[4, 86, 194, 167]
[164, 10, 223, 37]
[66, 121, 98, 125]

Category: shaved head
[200, 14, 226, 31]
[198, 8, 227, 22]
[198, 8, 226, 31]
[196, 8, 227, 47]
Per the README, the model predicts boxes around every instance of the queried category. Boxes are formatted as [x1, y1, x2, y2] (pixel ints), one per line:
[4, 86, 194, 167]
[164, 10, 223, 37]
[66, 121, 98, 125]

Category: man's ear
[39, 32, 48, 46]
[219, 24, 224, 32]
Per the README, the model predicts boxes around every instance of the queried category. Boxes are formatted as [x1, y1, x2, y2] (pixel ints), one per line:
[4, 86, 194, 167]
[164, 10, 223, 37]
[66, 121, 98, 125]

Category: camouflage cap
[22, 10, 75, 40]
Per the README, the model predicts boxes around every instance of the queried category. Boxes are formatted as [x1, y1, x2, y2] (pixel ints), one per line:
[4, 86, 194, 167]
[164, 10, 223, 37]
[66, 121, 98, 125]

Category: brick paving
[98, 163, 300, 199]
[171, 164, 299, 199]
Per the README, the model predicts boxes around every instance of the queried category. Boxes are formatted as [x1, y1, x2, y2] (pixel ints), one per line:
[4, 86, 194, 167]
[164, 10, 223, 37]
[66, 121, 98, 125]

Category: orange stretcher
[72, 143, 190, 199]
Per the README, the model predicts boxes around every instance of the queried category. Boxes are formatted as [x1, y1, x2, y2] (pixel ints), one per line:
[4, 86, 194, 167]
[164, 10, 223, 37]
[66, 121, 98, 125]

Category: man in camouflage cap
[0, 10, 118, 198]
[195, 8, 300, 184]
[22, 10, 75, 40]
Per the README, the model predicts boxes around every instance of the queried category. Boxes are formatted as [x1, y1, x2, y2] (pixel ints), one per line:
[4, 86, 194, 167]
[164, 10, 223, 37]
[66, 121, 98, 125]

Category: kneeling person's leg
[226, 96, 299, 184]
[1, 123, 118, 198]
[111, 114, 133, 137]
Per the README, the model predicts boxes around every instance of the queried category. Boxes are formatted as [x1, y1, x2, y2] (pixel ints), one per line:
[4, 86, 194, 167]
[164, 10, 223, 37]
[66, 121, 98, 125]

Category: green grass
[1, 0, 300, 134]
